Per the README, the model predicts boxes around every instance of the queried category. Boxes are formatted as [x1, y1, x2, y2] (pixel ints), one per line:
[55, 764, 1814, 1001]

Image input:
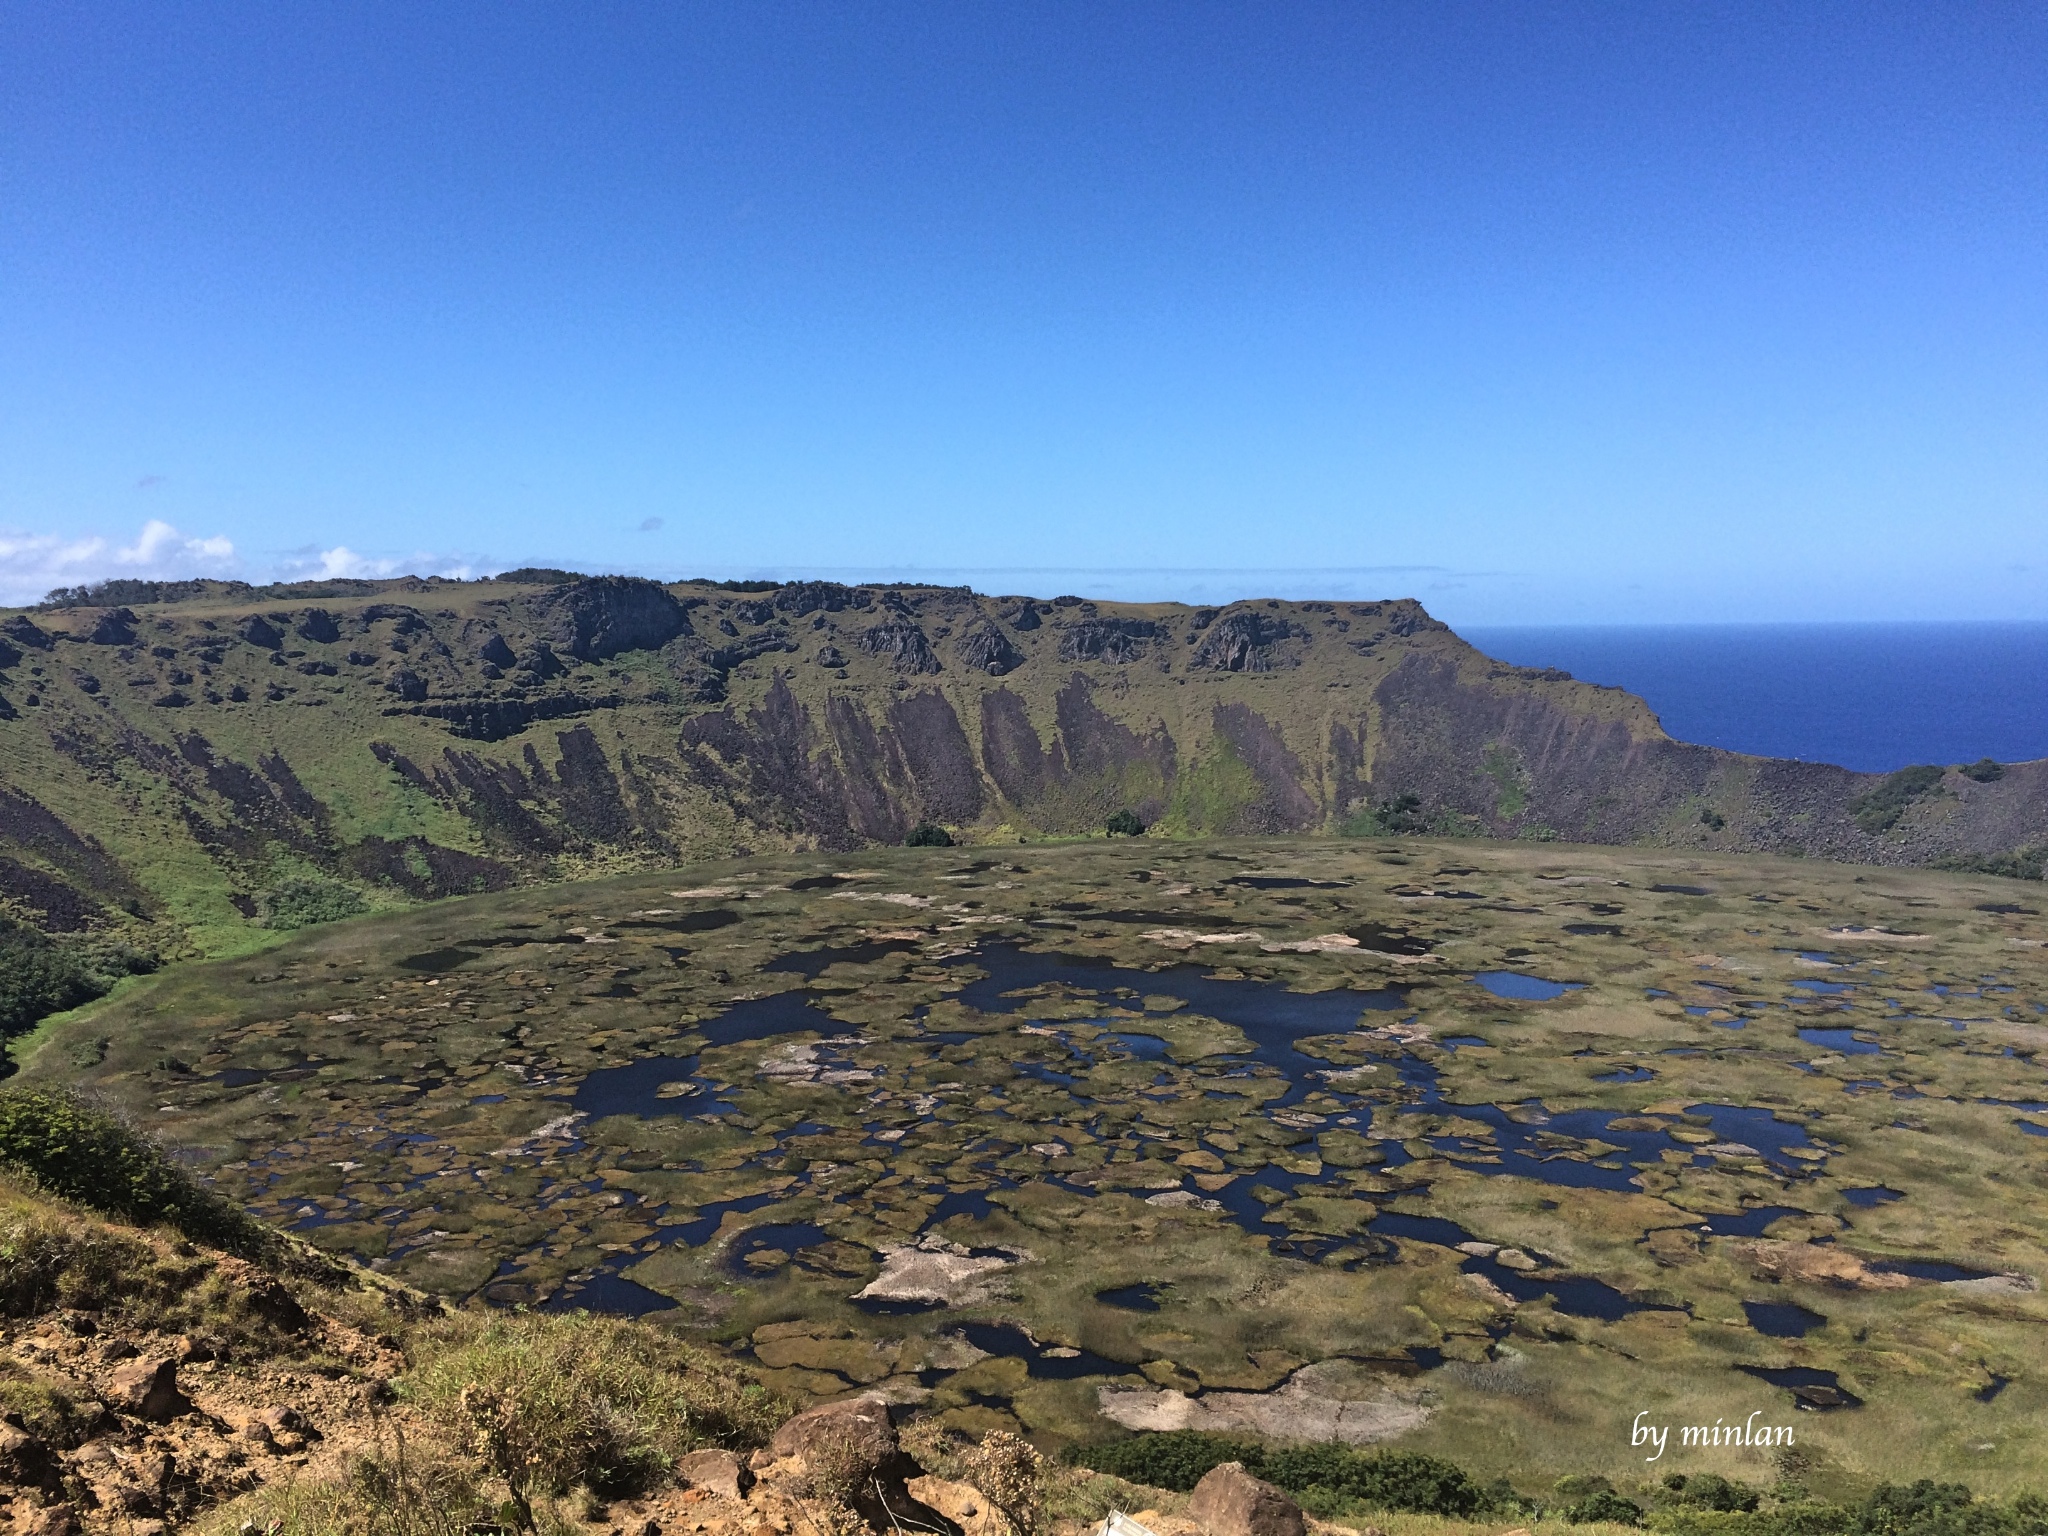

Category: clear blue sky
[2, 3, 2044, 621]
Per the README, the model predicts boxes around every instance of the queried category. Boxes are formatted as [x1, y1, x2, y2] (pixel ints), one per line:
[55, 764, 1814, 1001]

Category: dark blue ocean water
[1463, 624, 2048, 774]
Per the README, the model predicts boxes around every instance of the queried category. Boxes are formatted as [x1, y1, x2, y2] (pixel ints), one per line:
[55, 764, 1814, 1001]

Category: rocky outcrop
[1058, 618, 1157, 664]
[859, 618, 942, 674]
[83, 610, 137, 647]
[529, 577, 690, 661]
[1190, 607, 1299, 672]
[956, 624, 1023, 676]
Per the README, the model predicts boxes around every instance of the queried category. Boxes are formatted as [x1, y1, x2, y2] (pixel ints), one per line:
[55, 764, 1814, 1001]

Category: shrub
[408, 1312, 785, 1505]
[1934, 846, 2045, 882]
[1565, 1487, 1644, 1525]
[904, 822, 955, 848]
[964, 1431, 1045, 1536]
[1065, 1434, 1492, 1518]
[0, 1089, 270, 1257]
[1960, 758, 2005, 783]
[1700, 807, 1727, 831]
[1260, 1444, 1493, 1518]
[1682, 1474, 1763, 1514]
[258, 877, 369, 930]
[901, 1416, 968, 1480]
[1339, 793, 1426, 837]
[1105, 810, 1145, 837]
[1856, 1481, 2017, 1536]
[1066, 1431, 1253, 1491]
[1850, 764, 1945, 834]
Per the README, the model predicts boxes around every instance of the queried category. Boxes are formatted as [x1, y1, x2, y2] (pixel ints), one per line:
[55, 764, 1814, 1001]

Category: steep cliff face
[0, 574, 2040, 951]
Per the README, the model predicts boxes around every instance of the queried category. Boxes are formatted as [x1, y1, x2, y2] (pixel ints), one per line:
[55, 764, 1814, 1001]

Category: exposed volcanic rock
[295, 609, 341, 644]
[478, 633, 517, 668]
[858, 618, 942, 674]
[683, 676, 864, 849]
[404, 692, 624, 743]
[343, 833, 515, 897]
[1209, 703, 1319, 833]
[1058, 617, 1157, 664]
[1190, 605, 1300, 672]
[1, 617, 52, 651]
[236, 614, 283, 649]
[84, 609, 138, 647]
[956, 623, 1024, 676]
[773, 580, 869, 617]
[887, 690, 984, 825]
[530, 576, 689, 661]
[979, 676, 1176, 827]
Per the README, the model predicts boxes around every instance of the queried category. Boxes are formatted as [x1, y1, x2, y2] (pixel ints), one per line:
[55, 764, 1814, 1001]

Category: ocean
[1461, 623, 2048, 775]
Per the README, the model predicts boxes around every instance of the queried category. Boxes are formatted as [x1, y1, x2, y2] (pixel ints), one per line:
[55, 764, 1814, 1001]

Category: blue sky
[2, 3, 2044, 621]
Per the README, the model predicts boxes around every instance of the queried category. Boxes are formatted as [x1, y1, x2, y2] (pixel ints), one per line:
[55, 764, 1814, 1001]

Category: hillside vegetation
[0, 575, 2040, 989]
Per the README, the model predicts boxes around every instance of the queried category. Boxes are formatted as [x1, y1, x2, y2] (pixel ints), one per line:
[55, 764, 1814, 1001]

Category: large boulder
[769, 1397, 950, 1532]
[769, 1395, 897, 1472]
[531, 577, 689, 661]
[1187, 1463, 1304, 1536]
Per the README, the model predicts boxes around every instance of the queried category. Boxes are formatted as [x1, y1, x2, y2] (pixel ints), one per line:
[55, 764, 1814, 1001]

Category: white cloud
[0, 519, 238, 606]
[315, 545, 402, 579]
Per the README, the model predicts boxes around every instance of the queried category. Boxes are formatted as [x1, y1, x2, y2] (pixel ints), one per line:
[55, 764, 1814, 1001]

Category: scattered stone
[103, 1356, 189, 1422]
[675, 1448, 752, 1499]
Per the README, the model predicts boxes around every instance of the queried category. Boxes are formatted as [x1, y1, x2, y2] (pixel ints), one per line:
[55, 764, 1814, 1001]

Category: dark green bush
[905, 822, 955, 847]
[1340, 793, 1426, 837]
[1960, 758, 2005, 783]
[0, 929, 103, 1038]
[1064, 1433, 1492, 1517]
[1683, 1474, 1762, 1514]
[1105, 809, 1146, 837]
[0, 924, 152, 1042]
[1850, 764, 1946, 834]
[0, 1088, 269, 1258]
[1566, 1487, 1644, 1526]
[1856, 1481, 2028, 1536]
[1261, 1444, 1492, 1517]
[1934, 846, 2045, 882]
[1066, 1431, 1251, 1491]
[1700, 807, 1727, 830]
[258, 876, 368, 929]
[1654, 1484, 2048, 1536]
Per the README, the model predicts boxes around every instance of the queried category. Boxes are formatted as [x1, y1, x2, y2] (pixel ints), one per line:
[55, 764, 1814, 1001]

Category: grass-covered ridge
[0, 574, 2042, 974]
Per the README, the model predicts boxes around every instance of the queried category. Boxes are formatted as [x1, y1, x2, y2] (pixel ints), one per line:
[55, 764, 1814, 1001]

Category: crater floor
[32, 837, 2048, 1488]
